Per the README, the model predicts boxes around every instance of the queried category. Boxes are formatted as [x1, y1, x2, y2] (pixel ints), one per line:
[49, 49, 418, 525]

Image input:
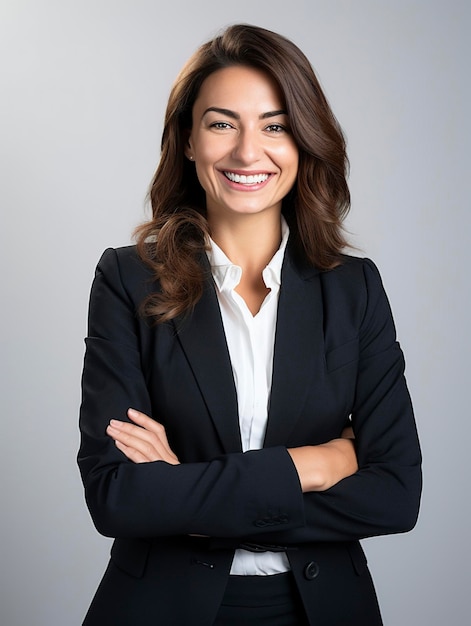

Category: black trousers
[213, 572, 309, 626]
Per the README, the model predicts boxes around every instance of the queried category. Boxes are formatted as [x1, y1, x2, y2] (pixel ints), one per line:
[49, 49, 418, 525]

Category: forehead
[193, 65, 284, 113]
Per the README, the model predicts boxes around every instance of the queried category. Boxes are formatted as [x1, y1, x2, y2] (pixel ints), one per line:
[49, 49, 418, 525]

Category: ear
[184, 131, 194, 161]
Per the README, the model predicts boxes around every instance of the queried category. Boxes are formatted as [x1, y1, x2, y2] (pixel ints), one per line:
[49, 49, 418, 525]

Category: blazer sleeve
[261, 258, 422, 544]
[78, 248, 305, 539]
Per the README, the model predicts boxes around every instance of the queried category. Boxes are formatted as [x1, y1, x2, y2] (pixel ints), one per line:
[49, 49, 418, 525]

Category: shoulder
[94, 245, 157, 302]
[96, 245, 151, 276]
[97, 244, 141, 268]
[287, 241, 382, 288]
[319, 254, 384, 294]
[329, 254, 381, 277]
[286, 245, 386, 305]
[317, 256, 391, 333]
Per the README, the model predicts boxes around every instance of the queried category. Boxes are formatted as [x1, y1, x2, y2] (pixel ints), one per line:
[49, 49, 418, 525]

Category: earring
[188, 155, 194, 161]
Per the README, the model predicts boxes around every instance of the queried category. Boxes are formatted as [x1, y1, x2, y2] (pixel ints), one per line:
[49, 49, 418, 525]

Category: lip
[217, 169, 275, 191]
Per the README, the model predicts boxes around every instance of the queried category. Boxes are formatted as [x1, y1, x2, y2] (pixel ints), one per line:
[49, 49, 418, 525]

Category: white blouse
[206, 218, 291, 575]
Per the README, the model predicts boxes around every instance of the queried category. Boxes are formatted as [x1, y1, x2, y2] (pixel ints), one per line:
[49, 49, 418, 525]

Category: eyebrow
[202, 107, 287, 120]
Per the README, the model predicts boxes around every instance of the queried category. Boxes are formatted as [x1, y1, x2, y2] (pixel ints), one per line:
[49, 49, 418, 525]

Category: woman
[78, 24, 422, 625]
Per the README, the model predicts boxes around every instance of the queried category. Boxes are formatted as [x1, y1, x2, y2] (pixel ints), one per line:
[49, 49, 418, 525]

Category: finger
[107, 423, 179, 464]
[107, 423, 164, 461]
[114, 439, 150, 464]
[127, 409, 179, 460]
[109, 419, 176, 460]
[127, 408, 155, 428]
[127, 409, 172, 442]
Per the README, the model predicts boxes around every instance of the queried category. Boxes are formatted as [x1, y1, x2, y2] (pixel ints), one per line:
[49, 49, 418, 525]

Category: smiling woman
[134, 23, 352, 323]
[186, 65, 299, 227]
[184, 65, 300, 314]
[78, 23, 421, 626]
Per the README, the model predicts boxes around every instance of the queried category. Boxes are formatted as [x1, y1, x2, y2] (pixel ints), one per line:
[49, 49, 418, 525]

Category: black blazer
[78, 244, 421, 626]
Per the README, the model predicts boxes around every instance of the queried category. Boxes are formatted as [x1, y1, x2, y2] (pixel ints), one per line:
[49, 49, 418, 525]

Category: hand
[106, 408, 180, 465]
[287, 434, 358, 493]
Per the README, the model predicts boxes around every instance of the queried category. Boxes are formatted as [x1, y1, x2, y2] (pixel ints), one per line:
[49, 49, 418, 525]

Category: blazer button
[304, 561, 320, 580]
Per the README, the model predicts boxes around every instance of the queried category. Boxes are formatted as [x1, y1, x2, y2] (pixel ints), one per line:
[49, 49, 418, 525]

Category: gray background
[1, 0, 469, 624]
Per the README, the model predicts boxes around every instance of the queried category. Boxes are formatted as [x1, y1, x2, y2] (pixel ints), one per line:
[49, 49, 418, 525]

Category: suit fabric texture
[78, 243, 422, 625]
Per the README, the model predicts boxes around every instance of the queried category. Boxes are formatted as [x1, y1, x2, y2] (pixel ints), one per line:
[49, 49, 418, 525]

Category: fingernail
[110, 419, 120, 427]
[128, 408, 138, 417]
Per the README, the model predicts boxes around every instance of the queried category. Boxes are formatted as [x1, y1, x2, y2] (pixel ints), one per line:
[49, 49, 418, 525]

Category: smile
[223, 171, 270, 185]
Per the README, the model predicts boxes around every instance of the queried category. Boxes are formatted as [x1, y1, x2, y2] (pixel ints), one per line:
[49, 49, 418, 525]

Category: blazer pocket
[110, 537, 151, 578]
[325, 338, 359, 372]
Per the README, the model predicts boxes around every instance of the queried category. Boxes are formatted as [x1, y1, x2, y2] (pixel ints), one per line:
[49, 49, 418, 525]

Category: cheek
[195, 146, 215, 167]
[281, 149, 299, 181]
[273, 142, 299, 172]
[193, 164, 210, 193]
[193, 144, 228, 190]
[193, 159, 220, 196]
[192, 131, 225, 162]
[289, 150, 299, 180]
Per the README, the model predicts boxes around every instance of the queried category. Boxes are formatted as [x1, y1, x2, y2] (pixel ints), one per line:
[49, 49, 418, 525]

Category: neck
[208, 212, 282, 274]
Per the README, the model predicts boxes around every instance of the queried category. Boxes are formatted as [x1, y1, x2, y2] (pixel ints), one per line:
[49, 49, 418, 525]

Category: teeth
[224, 172, 269, 184]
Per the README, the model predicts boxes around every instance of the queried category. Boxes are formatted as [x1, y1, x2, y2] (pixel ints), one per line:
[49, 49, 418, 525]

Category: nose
[231, 128, 262, 164]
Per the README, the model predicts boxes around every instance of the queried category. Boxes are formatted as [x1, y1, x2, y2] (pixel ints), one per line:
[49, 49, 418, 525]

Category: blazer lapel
[173, 271, 242, 454]
[172, 248, 325, 452]
[264, 251, 325, 447]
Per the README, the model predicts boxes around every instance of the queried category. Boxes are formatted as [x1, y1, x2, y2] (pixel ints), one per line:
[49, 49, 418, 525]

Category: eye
[210, 121, 234, 130]
[265, 123, 287, 134]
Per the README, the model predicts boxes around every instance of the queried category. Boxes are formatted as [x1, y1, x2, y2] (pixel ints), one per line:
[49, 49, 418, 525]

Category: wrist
[287, 439, 358, 493]
[287, 446, 328, 492]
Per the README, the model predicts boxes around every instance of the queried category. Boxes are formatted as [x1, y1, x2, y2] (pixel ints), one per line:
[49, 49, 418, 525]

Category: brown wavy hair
[135, 23, 350, 322]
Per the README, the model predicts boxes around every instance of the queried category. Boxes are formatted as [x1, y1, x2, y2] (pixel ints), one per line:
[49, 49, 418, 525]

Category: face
[186, 65, 299, 223]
